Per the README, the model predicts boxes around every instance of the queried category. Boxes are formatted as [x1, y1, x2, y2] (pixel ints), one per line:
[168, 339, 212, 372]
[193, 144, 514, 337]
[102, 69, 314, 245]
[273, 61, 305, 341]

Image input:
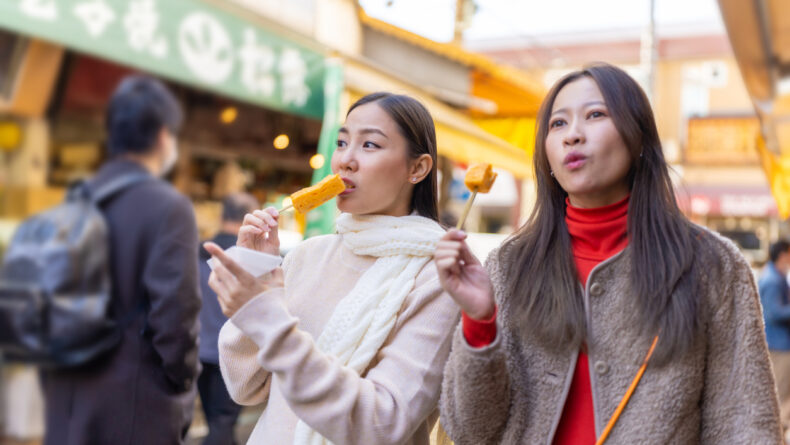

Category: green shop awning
[0, 0, 325, 119]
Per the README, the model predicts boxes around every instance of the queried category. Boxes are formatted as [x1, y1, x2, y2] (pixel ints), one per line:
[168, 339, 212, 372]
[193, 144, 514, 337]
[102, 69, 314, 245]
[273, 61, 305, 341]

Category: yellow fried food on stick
[282, 174, 346, 214]
[457, 163, 498, 229]
[464, 163, 498, 193]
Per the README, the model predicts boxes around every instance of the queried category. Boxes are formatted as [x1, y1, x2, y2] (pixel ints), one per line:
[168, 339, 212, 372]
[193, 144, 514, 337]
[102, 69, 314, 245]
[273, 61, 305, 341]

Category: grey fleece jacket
[440, 230, 782, 444]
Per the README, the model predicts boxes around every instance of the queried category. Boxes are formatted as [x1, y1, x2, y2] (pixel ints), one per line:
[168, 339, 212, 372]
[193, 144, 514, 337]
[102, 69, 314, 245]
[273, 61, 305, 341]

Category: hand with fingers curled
[434, 229, 496, 320]
[238, 207, 280, 256]
[204, 241, 284, 318]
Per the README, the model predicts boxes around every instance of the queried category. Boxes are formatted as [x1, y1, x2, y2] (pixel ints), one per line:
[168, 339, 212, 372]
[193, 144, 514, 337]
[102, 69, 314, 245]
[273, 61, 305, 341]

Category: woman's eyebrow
[359, 128, 388, 139]
[551, 101, 607, 116]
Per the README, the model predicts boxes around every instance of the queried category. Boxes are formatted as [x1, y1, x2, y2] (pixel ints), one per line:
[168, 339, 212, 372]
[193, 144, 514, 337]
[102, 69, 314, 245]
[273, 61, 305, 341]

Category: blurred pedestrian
[204, 92, 460, 444]
[197, 193, 259, 445]
[760, 239, 790, 440]
[40, 75, 201, 445]
[436, 63, 782, 444]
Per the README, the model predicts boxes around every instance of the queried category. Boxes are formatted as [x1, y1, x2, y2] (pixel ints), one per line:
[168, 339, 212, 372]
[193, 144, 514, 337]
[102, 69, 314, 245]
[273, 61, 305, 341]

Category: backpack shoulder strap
[88, 173, 154, 333]
[90, 173, 152, 205]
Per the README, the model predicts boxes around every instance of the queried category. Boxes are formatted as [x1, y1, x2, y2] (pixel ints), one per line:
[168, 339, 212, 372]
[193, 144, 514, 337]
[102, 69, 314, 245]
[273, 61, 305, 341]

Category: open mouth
[340, 178, 356, 195]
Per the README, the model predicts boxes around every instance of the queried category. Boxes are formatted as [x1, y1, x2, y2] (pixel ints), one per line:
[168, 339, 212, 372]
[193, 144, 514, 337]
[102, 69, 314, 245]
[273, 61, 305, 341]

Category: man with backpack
[39, 75, 201, 445]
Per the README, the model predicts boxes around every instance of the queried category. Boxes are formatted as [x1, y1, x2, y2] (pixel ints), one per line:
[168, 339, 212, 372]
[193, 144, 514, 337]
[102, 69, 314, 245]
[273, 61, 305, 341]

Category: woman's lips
[563, 153, 587, 170]
[340, 178, 355, 195]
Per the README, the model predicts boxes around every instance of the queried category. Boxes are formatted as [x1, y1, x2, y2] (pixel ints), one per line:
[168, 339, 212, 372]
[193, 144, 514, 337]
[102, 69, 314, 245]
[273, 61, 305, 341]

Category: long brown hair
[500, 63, 705, 364]
[347, 92, 440, 222]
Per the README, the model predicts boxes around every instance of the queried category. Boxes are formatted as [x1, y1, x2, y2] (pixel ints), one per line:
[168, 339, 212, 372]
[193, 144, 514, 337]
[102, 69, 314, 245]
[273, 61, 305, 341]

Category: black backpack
[0, 173, 149, 368]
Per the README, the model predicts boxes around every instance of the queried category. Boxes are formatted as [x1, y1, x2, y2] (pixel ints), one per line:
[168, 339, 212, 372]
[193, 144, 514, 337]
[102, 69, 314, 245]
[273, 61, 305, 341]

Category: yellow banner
[473, 117, 537, 159]
[756, 136, 790, 219]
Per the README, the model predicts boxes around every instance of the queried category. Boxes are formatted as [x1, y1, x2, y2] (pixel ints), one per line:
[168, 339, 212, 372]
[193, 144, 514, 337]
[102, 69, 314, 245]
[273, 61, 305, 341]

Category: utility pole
[640, 0, 658, 102]
[453, 0, 475, 45]
[453, 0, 464, 44]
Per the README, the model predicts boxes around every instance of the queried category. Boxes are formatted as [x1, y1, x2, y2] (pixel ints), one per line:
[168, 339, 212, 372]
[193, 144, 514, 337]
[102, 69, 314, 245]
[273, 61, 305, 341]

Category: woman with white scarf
[204, 92, 460, 445]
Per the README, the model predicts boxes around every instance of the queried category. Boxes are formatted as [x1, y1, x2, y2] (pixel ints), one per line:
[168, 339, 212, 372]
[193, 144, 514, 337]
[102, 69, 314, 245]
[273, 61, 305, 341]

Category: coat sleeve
[142, 194, 202, 392]
[439, 251, 512, 445]
[225, 273, 459, 445]
[217, 319, 272, 406]
[216, 241, 305, 406]
[439, 326, 511, 444]
[700, 251, 783, 443]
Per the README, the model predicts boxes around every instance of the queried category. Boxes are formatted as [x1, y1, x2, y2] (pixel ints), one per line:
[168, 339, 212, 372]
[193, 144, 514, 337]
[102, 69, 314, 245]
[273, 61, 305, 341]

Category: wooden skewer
[456, 189, 478, 230]
[278, 203, 294, 213]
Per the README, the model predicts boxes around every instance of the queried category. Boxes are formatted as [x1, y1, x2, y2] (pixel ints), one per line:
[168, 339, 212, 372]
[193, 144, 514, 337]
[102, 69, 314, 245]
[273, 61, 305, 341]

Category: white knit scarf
[292, 212, 445, 445]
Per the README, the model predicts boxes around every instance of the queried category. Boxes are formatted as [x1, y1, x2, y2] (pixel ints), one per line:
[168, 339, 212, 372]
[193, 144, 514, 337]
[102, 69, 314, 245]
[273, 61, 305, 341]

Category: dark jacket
[41, 159, 202, 445]
[198, 232, 236, 364]
[759, 262, 790, 351]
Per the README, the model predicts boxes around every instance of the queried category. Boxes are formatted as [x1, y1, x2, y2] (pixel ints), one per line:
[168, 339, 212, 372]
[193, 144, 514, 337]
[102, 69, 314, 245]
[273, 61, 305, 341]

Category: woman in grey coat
[434, 63, 782, 444]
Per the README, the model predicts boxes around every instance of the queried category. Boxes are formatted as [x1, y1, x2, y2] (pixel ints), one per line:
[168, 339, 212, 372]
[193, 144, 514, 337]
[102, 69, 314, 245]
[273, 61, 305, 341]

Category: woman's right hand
[434, 229, 496, 320]
[237, 207, 280, 256]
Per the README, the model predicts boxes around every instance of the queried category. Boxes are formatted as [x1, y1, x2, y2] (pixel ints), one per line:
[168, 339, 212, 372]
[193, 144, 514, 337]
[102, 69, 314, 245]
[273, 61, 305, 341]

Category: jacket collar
[92, 158, 154, 188]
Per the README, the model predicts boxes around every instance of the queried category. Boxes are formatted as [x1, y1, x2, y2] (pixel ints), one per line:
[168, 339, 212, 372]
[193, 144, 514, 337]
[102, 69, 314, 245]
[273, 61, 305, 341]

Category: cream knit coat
[218, 234, 460, 444]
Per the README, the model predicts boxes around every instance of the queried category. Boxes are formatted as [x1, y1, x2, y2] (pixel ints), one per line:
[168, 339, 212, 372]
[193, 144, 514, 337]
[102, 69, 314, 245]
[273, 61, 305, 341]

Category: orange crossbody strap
[595, 335, 659, 445]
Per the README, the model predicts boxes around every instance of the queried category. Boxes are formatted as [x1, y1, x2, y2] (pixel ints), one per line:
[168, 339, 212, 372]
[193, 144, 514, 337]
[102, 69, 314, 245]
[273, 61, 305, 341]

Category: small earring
[550, 171, 555, 177]
[411, 177, 417, 183]
[640, 151, 644, 158]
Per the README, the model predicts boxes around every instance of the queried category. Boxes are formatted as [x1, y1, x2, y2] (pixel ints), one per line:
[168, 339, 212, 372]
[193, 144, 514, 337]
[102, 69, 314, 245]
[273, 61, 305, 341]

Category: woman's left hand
[204, 242, 284, 317]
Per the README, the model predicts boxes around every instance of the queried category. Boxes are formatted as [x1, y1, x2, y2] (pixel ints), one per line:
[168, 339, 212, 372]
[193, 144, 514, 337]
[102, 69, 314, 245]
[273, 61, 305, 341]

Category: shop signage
[679, 187, 779, 217]
[686, 116, 760, 165]
[0, 0, 325, 118]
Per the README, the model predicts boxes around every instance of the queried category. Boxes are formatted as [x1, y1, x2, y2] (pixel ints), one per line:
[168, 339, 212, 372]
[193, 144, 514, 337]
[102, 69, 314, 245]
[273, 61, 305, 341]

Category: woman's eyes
[550, 111, 606, 128]
[335, 140, 381, 149]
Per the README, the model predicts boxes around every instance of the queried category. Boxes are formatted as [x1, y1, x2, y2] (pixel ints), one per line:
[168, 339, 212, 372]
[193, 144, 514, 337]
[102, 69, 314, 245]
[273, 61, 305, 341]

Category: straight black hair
[769, 240, 790, 263]
[500, 63, 707, 364]
[106, 75, 183, 157]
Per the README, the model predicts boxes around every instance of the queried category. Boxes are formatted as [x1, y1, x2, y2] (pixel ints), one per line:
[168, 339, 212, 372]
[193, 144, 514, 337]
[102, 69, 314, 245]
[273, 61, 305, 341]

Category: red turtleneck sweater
[462, 195, 629, 444]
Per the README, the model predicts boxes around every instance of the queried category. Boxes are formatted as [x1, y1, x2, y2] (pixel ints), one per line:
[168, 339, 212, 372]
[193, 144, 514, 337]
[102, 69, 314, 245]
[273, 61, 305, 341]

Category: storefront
[0, 0, 330, 240]
[679, 115, 780, 264]
[677, 183, 779, 264]
[0, 2, 337, 440]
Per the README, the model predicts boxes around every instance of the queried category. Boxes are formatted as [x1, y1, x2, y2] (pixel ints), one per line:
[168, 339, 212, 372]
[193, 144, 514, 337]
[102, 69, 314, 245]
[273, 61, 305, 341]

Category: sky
[358, 0, 725, 43]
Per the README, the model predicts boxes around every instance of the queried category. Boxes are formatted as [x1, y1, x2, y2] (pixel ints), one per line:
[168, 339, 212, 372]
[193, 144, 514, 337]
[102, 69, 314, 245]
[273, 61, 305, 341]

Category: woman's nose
[563, 120, 584, 146]
[336, 146, 358, 171]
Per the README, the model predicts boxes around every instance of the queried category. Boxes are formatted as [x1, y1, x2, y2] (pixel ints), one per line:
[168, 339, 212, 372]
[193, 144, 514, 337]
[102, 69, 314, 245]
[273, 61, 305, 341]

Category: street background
[0, 0, 788, 443]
